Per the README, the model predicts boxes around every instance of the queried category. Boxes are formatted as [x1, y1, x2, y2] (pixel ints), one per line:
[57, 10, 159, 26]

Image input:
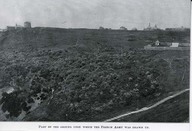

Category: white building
[170, 43, 179, 47]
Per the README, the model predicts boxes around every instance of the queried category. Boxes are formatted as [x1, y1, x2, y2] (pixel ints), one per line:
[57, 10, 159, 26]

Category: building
[165, 27, 189, 31]
[154, 25, 158, 30]
[145, 40, 187, 49]
[144, 23, 152, 31]
[6, 22, 32, 31]
[144, 41, 189, 50]
[132, 27, 137, 31]
[179, 43, 190, 47]
[7, 26, 15, 31]
[170, 43, 179, 47]
[24, 21, 31, 28]
[15, 24, 24, 29]
[155, 40, 160, 46]
[120, 26, 127, 30]
[144, 23, 160, 31]
[99, 26, 105, 30]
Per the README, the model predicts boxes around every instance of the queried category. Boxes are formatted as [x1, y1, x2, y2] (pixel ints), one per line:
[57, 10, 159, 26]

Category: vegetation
[0, 29, 190, 121]
[114, 92, 189, 122]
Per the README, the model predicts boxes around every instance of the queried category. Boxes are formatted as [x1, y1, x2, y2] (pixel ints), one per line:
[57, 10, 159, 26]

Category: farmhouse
[120, 26, 127, 30]
[165, 27, 190, 31]
[7, 26, 15, 31]
[15, 24, 24, 29]
[144, 40, 190, 50]
[6, 21, 32, 31]
[24, 21, 31, 28]
[170, 43, 179, 47]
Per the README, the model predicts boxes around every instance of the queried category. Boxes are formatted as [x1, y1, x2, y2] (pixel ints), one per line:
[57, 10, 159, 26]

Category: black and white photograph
[0, 0, 190, 125]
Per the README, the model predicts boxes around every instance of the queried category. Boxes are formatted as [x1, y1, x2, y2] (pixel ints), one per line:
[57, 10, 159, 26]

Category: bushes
[40, 51, 169, 120]
[0, 90, 29, 117]
[0, 48, 189, 121]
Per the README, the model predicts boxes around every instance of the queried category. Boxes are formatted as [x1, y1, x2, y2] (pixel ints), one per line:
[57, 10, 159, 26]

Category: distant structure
[132, 27, 137, 31]
[165, 26, 189, 31]
[144, 23, 152, 31]
[15, 24, 24, 29]
[7, 26, 15, 31]
[179, 43, 190, 47]
[120, 26, 127, 30]
[99, 26, 112, 30]
[144, 40, 190, 50]
[24, 21, 31, 28]
[170, 43, 179, 47]
[6, 21, 32, 31]
[155, 40, 160, 46]
[144, 23, 159, 31]
[99, 26, 105, 30]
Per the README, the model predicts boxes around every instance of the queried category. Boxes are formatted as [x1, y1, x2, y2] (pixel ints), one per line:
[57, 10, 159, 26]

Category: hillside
[0, 28, 190, 121]
[111, 91, 189, 122]
[0, 28, 190, 50]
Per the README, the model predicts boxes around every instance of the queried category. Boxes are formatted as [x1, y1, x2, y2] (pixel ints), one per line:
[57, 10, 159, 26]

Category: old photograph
[0, 0, 190, 122]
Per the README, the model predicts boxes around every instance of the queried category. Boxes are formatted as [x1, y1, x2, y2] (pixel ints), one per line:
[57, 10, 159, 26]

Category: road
[104, 88, 189, 122]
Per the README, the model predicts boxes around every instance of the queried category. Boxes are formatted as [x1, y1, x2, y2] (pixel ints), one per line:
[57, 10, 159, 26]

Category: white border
[0, 122, 190, 131]
[0, 1, 191, 131]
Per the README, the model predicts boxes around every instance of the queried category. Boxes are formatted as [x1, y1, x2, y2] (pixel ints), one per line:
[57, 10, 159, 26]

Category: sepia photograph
[0, 0, 190, 124]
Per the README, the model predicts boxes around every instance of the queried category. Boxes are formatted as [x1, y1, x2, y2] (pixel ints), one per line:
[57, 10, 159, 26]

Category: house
[120, 26, 127, 30]
[99, 26, 105, 30]
[170, 43, 179, 47]
[179, 43, 190, 47]
[24, 21, 31, 28]
[155, 40, 160, 46]
[6, 22, 32, 31]
[132, 28, 137, 31]
[159, 42, 172, 47]
[165, 27, 189, 31]
[15, 24, 24, 29]
[7, 26, 15, 31]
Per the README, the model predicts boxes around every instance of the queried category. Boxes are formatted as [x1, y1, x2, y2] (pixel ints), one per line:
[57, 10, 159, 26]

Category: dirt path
[104, 89, 189, 122]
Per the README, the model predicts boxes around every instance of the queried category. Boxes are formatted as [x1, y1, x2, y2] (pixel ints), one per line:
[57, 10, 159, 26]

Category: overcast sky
[0, 0, 190, 29]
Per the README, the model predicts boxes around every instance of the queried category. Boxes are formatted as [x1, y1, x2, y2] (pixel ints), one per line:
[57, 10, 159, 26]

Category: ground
[0, 28, 190, 121]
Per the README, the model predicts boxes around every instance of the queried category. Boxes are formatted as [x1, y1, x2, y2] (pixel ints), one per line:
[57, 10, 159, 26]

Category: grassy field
[113, 91, 189, 122]
[0, 28, 190, 51]
[0, 28, 190, 121]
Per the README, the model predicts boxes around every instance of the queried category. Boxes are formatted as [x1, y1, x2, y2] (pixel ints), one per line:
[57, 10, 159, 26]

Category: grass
[0, 28, 190, 51]
[113, 91, 189, 122]
[0, 28, 190, 121]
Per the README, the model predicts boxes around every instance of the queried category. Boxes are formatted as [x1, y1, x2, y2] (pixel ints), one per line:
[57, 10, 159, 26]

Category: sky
[0, 0, 190, 29]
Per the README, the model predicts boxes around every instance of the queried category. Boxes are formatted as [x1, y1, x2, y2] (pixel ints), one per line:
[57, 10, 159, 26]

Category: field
[112, 91, 189, 122]
[0, 28, 190, 121]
